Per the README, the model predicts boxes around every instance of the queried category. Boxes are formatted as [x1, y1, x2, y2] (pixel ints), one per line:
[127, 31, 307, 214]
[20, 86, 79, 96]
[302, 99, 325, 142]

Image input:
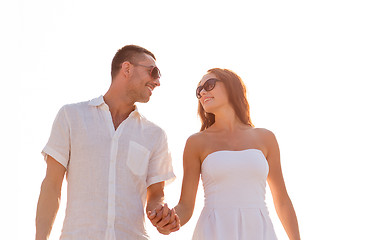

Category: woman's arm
[148, 134, 202, 233]
[263, 129, 301, 240]
[174, 134, 202, 226]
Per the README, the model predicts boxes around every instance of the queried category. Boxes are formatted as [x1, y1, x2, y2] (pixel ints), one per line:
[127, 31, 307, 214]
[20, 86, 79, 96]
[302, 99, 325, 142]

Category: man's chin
[138, 97, 151, 103]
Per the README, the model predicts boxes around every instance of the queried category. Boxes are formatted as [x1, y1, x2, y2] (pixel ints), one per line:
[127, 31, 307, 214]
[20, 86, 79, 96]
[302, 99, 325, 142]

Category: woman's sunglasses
[196, 78, 220, 99]
[132, 63, 161, 79]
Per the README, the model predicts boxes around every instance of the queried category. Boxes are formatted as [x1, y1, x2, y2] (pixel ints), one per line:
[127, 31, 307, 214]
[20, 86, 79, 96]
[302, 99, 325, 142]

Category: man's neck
[103, 92, 136, 129]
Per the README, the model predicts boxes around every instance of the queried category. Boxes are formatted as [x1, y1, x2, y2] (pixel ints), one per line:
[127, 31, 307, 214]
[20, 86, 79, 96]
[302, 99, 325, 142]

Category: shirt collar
[129, 105, 141, 118]
[88, 95, 105, 107]
[88, 95, 141, 118]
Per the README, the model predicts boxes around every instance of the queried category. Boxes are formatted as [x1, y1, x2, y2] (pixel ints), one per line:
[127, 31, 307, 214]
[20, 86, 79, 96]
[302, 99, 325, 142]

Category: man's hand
[148, 203, 169, 225]
[147, 204, 180, 235]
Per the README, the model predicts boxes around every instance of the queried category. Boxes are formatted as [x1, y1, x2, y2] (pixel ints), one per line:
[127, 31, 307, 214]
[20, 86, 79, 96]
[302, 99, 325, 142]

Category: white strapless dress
[192, 149, 278, 240]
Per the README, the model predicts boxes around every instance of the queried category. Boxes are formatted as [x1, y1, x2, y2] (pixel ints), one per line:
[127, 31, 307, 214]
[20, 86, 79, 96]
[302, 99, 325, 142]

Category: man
[36, 45, 179, 239]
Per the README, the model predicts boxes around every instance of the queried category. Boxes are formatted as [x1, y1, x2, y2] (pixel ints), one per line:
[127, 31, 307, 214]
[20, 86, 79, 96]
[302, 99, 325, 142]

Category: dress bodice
[193, 149, 278, 239]
[201, 149, 269, 208]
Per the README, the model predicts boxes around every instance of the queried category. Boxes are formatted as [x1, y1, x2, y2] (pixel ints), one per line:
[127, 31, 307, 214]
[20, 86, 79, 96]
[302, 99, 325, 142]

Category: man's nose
[153, 78, 160, 87]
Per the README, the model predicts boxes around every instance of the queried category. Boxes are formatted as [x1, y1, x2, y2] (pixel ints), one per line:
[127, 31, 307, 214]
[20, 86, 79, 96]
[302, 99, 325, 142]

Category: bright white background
[1, 0, 377, 239]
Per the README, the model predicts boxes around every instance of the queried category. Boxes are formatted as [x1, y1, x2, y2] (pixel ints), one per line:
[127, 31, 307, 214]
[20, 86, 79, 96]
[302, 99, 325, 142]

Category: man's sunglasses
[196, 78, 221, 99]
[132, 63, 161, 79]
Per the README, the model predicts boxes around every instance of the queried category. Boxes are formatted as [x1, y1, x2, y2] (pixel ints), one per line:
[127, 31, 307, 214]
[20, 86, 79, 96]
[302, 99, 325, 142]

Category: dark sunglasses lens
[151, 67, 160, 79]
[204, 79, 216, 91]
[196, 79, 218, 99]
[196, 86, 202, 99]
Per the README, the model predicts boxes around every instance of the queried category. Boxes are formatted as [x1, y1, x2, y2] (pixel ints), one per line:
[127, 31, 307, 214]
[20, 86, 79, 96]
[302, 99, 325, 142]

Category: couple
[36, 44, 300, 240]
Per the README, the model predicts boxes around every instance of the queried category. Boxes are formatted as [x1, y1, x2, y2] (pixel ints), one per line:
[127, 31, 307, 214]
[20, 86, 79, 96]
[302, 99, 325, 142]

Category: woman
[150, 68, 300, 239]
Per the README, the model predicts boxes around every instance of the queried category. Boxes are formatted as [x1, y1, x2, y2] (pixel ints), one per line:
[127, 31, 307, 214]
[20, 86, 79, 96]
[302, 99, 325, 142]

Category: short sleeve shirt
[42, 96, 175, 240]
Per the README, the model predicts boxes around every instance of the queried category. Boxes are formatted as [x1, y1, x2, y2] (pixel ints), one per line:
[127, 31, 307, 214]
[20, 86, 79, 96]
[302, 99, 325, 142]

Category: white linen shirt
[42, 96, 175, 240]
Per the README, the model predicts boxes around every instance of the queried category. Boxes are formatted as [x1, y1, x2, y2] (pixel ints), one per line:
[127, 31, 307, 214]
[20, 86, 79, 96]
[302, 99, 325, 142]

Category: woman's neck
[210, 106, 245, 132]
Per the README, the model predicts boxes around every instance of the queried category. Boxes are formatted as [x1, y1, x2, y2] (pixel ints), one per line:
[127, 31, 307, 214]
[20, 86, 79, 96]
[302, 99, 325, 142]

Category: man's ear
[121, 61, 132, 77]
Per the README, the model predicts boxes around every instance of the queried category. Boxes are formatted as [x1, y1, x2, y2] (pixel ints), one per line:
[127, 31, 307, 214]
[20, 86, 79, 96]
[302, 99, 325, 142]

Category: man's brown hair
[111, 45, 156, 79]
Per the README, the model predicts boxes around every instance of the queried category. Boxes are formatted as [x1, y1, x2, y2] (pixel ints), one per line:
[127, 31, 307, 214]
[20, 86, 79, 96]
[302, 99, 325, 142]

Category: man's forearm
[35, 180, 61, 240]
[146, 194, 164, 214]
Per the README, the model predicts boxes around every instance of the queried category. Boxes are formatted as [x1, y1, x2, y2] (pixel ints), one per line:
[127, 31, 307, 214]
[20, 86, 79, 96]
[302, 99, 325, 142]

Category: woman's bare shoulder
[251, 127, 275, 137]
[186, 131, 209, 147]
[251, 128, 280, 156]
[251, 127, 278, 144]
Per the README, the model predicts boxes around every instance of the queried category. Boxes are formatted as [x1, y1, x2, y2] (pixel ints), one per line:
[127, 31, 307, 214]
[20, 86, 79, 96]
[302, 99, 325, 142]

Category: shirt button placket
[106, 135, 118, 238]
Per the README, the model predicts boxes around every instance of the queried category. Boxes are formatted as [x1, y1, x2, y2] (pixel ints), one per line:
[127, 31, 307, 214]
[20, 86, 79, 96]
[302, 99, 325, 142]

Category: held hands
[147, 203, 180, 235]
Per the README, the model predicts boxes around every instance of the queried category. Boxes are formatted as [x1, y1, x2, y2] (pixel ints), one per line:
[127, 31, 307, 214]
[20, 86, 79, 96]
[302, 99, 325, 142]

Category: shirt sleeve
[146, 129, 175, 187]
[41, 105, 70, 169]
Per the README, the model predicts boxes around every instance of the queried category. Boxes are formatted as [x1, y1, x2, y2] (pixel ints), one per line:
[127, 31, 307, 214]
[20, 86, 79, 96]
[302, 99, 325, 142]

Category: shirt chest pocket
[127, 141, 150, 176]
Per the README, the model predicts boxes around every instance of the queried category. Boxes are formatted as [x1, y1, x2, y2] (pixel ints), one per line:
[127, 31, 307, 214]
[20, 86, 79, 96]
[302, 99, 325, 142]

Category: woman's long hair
[198, 68, 254, 131]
